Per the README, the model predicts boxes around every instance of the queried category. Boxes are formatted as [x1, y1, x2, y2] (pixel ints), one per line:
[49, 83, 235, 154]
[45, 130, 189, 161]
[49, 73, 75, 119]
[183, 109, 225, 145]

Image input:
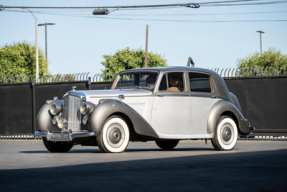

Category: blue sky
[0, 0, 287, 77]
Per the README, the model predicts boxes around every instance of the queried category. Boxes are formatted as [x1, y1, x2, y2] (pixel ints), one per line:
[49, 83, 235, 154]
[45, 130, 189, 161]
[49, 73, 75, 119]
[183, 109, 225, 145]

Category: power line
[202, 0, 287, 6]
[88, 17, 287, 22]
[108, 11, 287, 16]
[0, 0, 261, 10]
[5, 9, 287, 16]
[4, 9, 287, 23]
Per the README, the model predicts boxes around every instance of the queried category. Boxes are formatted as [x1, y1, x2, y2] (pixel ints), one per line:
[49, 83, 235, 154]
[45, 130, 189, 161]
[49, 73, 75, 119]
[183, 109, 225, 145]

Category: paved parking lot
[0, 139, 287, 191]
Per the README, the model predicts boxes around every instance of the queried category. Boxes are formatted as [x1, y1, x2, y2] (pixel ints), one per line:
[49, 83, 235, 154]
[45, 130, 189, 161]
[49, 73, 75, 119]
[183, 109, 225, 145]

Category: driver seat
[169, 78, 182, 92]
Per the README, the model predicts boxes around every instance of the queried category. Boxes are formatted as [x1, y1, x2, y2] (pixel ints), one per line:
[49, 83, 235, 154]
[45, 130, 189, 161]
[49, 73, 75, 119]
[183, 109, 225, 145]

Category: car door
[188, 72, 221, 135]
[151, 72, 191, 136]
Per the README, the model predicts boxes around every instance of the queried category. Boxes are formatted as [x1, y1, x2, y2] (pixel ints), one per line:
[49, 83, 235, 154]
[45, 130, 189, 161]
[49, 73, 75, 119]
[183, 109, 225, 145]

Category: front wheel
[211, 116, 238, 151]
[97, 116, 130, 153]
[43, 138, 73, 153]
[155, 140, 179, 150]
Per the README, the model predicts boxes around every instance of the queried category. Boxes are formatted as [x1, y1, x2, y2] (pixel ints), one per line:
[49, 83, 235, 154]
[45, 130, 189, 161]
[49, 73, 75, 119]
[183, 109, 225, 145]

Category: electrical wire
[4, 9, 287, 17]
[202, 0, 287, 6]
[2, 1, 287, 23]
[7, 10, 286, 22]
[0, 0, 260, 9]
[110, 10, 287, 16]
[87, 16, 287, 22]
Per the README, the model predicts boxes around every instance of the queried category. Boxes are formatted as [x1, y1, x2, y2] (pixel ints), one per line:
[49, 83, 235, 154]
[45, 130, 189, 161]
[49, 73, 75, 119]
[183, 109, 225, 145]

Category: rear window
[189, 73, 212, 93]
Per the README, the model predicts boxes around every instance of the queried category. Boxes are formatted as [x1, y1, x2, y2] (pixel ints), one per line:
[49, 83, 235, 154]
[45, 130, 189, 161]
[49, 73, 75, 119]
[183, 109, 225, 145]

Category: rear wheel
[97, 116, 130, 153]
[211, 116, 238, 151]
[155, 140, 179, 150]
[43, 138, 73, 153]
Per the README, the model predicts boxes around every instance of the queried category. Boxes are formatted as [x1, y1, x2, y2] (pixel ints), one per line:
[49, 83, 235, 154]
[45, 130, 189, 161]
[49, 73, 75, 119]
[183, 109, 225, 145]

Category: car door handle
[211, 95, 217, 98]
[157, 94, 164, 97]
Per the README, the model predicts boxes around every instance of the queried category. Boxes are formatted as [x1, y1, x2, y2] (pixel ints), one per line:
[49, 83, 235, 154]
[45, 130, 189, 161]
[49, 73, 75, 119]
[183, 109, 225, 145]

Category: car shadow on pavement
[19, 147, 216, 154]
[3, 149, 287, 192]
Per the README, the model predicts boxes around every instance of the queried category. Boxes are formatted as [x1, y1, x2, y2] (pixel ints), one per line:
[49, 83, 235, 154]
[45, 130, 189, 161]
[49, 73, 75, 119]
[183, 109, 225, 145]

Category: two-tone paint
[36, 67, 253, 142]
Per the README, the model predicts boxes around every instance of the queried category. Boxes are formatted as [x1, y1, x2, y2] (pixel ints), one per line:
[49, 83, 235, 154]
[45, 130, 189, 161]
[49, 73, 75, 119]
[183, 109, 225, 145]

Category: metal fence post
[88, 77, 91, 90]
[31, 79, 37, 138]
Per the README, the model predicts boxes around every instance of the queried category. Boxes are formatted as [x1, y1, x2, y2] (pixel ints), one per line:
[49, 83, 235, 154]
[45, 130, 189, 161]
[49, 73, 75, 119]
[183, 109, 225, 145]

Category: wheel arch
[107, 112, 136, 134]
[90, 99, 159, 138]
[220, 111, 239, 131]
[207, 100, 251, 136]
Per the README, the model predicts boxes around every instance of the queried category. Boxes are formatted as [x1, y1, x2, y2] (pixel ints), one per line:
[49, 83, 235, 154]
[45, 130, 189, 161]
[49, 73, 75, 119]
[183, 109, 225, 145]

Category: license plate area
[47, 133, 71, 142]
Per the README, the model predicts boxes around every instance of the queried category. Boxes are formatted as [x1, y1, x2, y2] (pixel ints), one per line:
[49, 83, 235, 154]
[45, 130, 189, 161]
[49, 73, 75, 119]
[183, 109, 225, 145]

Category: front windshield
[113, 71, 158, 90]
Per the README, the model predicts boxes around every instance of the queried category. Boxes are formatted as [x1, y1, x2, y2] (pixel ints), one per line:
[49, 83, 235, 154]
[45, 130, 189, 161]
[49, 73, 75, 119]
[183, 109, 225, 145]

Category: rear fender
[207, 100, 250, 136]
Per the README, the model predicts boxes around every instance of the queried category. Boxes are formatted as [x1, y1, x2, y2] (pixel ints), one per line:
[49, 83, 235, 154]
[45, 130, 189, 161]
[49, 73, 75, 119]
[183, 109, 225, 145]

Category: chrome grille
[63, 95, 81, 131]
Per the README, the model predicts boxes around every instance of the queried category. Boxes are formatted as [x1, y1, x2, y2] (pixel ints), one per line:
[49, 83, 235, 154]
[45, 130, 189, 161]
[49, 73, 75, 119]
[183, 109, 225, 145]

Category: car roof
[118, 66, 232, 101]
[121, 66, 216, 74]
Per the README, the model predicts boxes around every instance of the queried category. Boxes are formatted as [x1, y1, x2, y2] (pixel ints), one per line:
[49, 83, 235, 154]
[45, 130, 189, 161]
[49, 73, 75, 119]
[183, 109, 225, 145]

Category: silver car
[36, 67, 254, 153]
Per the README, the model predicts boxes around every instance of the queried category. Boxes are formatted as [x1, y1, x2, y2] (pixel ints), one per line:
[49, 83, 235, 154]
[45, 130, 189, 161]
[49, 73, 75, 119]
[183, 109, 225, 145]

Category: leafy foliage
[237, 48, 287, 75]
[101, 47, 168, 78]
[0, 41, 48, 77]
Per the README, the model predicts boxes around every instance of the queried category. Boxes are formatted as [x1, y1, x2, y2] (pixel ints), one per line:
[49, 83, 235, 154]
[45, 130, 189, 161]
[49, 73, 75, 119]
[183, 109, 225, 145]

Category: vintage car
[35, 67, 254, 153]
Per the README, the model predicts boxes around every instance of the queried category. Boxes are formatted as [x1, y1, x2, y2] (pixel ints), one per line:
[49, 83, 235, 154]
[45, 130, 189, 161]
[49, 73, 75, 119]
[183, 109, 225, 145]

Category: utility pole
[38, 23, 55, 60]
[145, 25, 149, 68]
[256, 30, 265, 54]
[20, 8, 39, 83]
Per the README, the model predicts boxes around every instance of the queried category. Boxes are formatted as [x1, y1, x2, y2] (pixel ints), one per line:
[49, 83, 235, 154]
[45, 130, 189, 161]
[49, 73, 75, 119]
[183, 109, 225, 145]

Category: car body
[36, 67, 254, 153]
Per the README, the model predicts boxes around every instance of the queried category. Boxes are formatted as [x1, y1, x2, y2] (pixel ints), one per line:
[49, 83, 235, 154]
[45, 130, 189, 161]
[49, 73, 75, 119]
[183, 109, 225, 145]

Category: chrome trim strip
[35, 131, 95, 141]
[157, 94, 190, 97]
[71, 132, 95, 139]
[63, 91, 86, 101]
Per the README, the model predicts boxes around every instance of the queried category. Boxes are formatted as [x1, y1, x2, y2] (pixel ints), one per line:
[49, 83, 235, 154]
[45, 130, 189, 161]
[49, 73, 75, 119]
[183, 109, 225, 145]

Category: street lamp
[256, 30, 265, 55]
[21, 8, 39, 83]
[38, 23, 55, 60]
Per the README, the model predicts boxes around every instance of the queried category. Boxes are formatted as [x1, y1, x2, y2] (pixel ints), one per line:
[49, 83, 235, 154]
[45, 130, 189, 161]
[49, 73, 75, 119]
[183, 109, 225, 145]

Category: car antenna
[186, 57, 195, 67]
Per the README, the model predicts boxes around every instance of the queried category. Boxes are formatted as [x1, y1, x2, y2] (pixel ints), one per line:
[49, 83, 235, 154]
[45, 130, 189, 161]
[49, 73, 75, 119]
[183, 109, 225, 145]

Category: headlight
[58, 118, 67, 129]
[50, 103, 62, 116]
[80, 103, 89, 115]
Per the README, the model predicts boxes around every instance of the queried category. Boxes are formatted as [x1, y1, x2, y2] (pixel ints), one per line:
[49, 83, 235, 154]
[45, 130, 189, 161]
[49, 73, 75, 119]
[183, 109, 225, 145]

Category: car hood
[68, 89, 153, 100]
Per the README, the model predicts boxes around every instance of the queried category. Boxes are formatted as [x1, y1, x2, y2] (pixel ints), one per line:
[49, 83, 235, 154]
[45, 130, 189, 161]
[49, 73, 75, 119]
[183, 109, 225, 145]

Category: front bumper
[35, 130, 95, 142]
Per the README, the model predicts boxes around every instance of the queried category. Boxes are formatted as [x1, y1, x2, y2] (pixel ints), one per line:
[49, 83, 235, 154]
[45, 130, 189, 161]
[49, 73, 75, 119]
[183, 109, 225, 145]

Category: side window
[159, 72, 185, 92]
[189, 72, 212, 93]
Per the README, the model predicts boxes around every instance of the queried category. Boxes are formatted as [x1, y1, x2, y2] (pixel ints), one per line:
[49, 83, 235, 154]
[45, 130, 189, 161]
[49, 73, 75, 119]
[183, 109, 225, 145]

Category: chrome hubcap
[107, 123, 124, 148]
[220, 123, 234, 145]
[225, 130, 231, 138]
[113, 132, 120, 139]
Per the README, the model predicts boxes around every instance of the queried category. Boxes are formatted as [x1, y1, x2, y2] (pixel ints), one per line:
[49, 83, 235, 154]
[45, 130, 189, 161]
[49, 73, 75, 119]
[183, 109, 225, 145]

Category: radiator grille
[63, 95, 81, 131]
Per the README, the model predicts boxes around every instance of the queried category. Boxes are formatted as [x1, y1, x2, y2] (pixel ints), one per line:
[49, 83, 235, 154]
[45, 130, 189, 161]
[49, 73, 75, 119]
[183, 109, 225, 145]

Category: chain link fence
[1, 66, 286, 84]
[208, 66, 287, 77]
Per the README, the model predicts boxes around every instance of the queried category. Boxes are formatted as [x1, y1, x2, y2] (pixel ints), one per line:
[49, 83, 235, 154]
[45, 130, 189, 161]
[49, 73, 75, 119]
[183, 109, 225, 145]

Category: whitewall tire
[97, 116, 130, 153]
[211, 116, 238, 151]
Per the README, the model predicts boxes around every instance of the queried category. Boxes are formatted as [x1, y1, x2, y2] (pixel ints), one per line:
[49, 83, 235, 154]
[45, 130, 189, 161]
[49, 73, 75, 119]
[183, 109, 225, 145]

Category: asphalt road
[0, 139, 287, 191]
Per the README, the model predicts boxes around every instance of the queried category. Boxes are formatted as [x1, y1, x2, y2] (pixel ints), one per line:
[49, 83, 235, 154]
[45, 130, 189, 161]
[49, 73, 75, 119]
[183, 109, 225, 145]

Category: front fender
[207, 100, 250, 135]
[37, 100, 62, 132]
[90, 99, 158, 138]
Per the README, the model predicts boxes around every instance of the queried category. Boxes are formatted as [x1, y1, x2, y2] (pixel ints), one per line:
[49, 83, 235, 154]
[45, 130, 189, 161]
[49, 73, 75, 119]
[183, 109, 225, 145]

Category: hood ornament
[72, 86, 76, 92]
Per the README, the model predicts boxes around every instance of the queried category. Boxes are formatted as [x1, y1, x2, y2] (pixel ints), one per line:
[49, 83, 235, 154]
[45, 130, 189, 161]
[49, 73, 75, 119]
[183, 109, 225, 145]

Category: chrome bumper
[35, 129, 95, 142]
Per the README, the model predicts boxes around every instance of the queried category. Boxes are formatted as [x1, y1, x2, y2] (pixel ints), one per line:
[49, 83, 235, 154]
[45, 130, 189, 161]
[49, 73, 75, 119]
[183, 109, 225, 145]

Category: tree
[0, 41, 48, 77]
[101, 47, 168, 78]
[237, 48, 287, 75]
